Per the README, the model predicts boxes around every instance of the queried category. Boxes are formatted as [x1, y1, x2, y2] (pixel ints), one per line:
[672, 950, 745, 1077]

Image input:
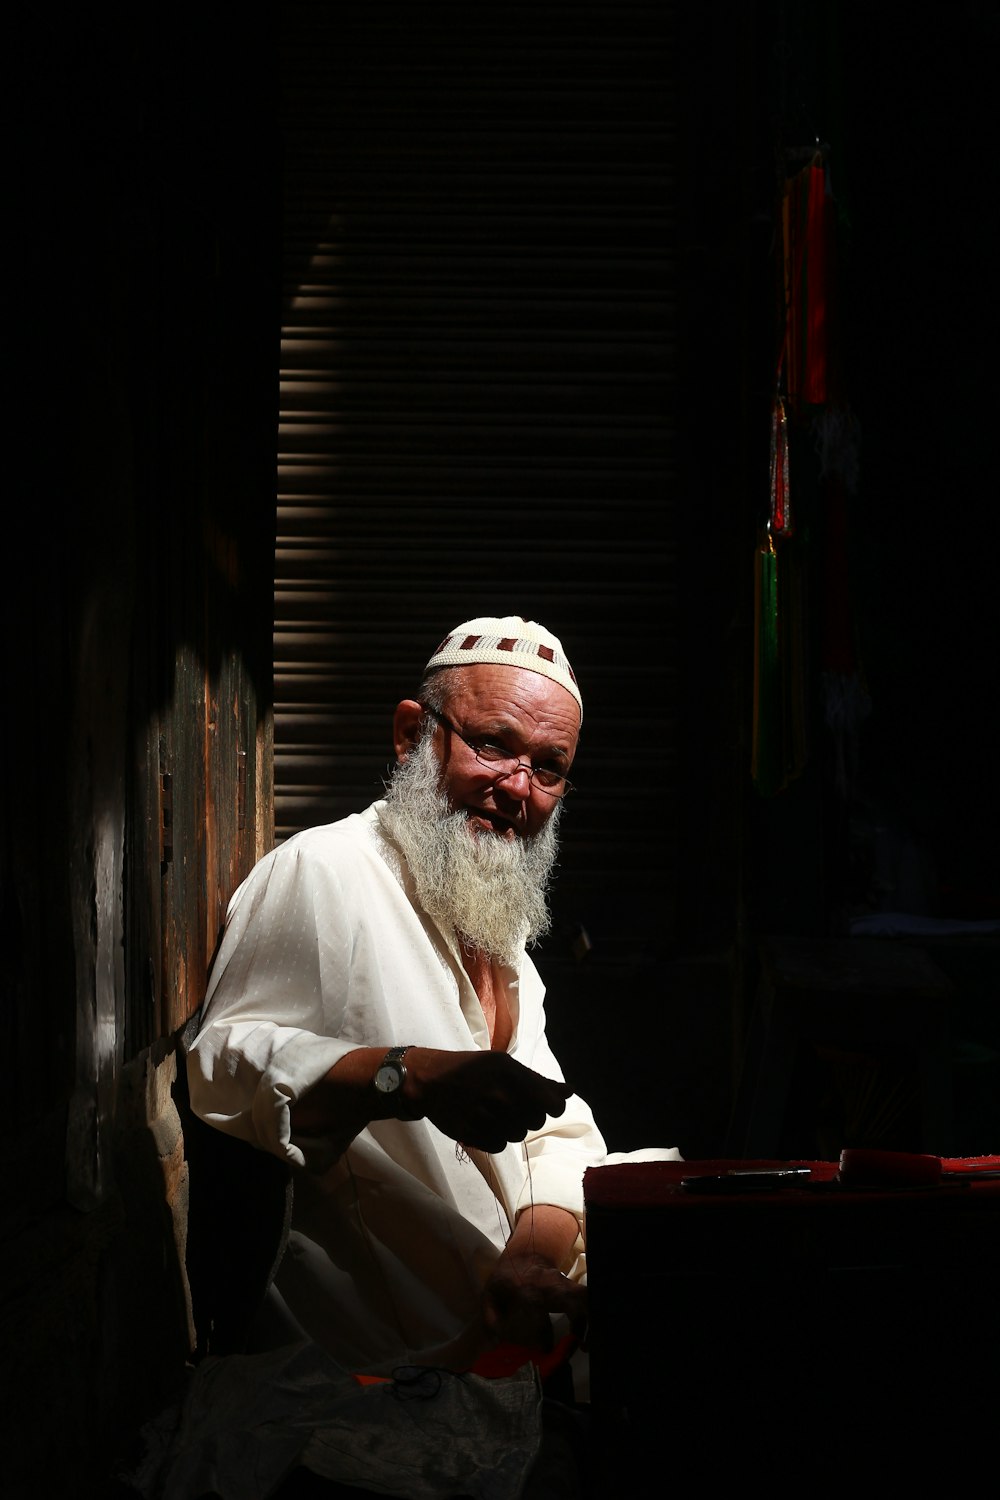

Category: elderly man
[188, 615, 678, 1387]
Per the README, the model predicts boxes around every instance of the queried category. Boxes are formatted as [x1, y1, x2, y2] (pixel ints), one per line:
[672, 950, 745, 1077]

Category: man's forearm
[288, 1046, 389, 1140]
[289, 1046, 572, 1156]
[503, 1202, 581, 1272]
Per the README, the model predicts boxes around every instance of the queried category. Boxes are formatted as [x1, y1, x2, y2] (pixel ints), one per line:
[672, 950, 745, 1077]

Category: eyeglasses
[422, 705, 575, 798]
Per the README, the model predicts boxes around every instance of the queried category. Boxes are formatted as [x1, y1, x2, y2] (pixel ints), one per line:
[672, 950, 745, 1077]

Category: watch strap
[373, 1045, 414, 1119]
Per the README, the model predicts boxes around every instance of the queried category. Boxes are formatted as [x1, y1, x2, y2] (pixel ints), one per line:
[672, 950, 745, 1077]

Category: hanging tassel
[752, 521, 809, 797]
[769, 394, 792, 536]
[781, 156, 831, 414]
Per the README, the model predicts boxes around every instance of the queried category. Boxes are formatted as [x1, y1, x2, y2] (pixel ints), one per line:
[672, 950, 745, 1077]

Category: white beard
[377, 731, 562, 966]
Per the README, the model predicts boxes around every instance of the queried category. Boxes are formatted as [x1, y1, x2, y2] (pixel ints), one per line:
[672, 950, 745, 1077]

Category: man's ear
[393, 699, 425, 763]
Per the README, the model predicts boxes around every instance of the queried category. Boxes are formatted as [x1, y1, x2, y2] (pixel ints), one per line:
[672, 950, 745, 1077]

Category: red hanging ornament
[769, 394, 793, 536]
[781, 156, 831, 414]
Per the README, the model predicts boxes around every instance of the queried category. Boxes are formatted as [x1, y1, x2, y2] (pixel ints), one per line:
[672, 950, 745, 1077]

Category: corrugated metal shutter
[275, 1, 681, 952]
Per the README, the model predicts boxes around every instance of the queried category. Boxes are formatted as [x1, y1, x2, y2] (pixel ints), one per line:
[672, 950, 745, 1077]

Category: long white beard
[377, 731, 562, 966]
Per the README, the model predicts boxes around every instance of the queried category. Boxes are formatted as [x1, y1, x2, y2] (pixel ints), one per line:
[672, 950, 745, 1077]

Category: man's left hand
[482, 1250, 588, 1352]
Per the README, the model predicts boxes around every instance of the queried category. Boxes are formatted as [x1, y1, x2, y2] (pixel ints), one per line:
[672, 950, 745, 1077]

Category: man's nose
[494, 763, 533, 799]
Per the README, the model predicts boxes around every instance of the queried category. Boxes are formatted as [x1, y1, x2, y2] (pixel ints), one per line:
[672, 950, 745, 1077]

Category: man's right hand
[401, 1048, 572, 1153]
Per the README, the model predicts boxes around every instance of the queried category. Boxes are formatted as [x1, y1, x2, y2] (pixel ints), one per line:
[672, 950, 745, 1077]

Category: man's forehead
[443, 664, 581, 740]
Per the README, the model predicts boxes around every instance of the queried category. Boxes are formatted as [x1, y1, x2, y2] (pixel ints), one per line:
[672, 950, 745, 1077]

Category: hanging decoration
[751, 151, 832, 797]
[769, 394, 792, 537]
[751, 143, 871, 806]
[781, 154, 831, 415]
[751, 515, 808, 799]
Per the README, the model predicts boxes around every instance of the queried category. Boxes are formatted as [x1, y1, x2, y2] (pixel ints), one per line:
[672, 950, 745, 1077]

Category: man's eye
[474, 739, 508, 761]
[533, 766, 564, 787]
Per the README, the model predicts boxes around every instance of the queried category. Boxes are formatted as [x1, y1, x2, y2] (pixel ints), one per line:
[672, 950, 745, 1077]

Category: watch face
[374, 1063, 402, 1094]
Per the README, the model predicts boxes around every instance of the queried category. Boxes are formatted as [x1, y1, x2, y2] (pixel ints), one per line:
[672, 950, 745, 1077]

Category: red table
[582, 1155, 1000, 1487]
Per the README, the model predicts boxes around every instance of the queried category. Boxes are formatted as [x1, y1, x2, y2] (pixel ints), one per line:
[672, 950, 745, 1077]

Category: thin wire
[477, 1141, 534, 1253]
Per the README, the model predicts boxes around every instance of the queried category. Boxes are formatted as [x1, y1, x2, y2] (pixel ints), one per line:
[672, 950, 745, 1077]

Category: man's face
[382, 664, 578, 960]
[415, 664, 580, 841]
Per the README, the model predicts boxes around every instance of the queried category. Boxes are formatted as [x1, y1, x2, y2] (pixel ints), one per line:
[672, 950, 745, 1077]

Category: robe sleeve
[186, 840, 363, 1167]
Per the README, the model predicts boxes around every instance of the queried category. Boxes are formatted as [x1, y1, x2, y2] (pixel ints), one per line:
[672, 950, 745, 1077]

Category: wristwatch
[373, 1045, 412, 1111]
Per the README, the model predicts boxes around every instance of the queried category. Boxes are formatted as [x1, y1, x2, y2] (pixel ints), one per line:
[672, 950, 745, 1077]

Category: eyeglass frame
[420, 704, 576, 798]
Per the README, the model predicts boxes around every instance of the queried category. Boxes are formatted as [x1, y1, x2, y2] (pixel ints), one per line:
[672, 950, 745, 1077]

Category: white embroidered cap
[423, 615, 582, 720]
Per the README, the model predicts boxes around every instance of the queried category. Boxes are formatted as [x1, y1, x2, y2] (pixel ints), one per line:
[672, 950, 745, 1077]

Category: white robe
[187, 803, 636, 1375]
